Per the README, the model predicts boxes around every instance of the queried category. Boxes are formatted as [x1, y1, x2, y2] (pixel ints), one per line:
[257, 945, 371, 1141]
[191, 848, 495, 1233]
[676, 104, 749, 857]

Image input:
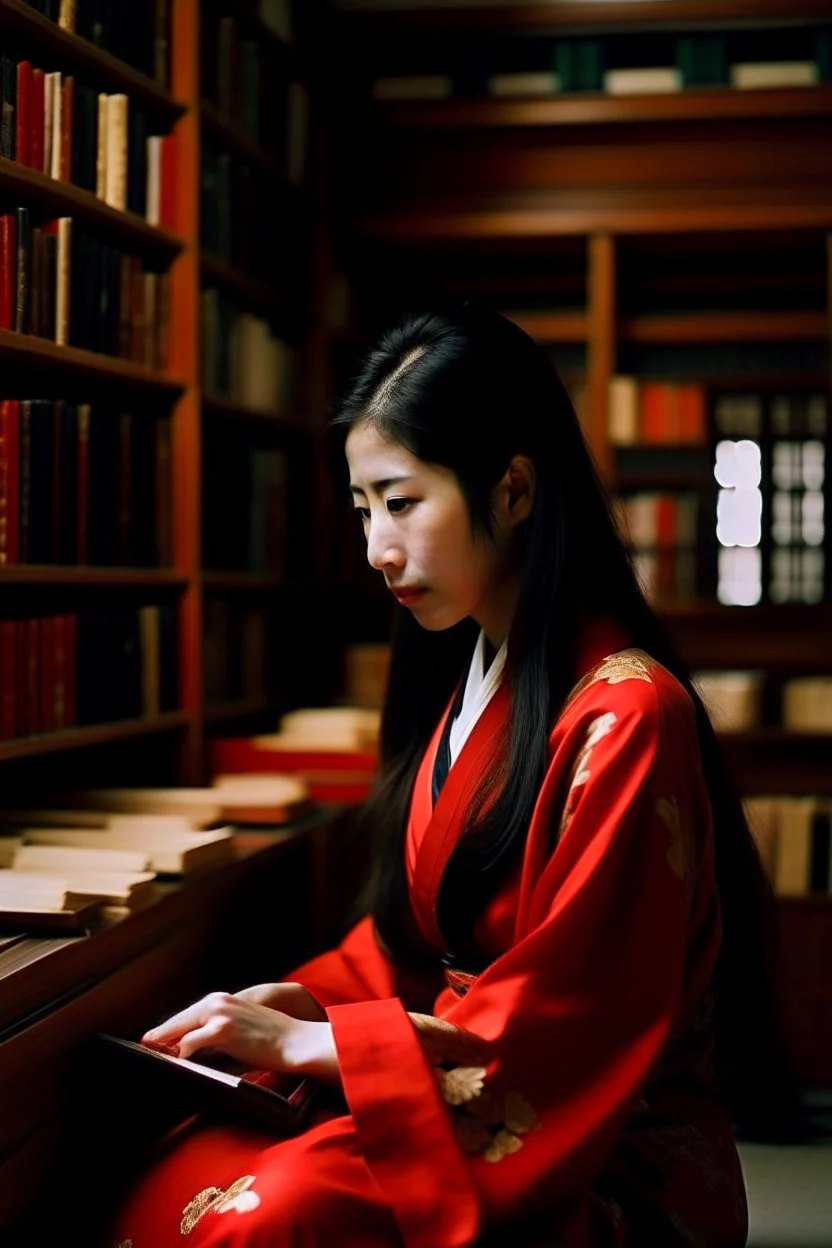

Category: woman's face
[345, 421, 519, 644]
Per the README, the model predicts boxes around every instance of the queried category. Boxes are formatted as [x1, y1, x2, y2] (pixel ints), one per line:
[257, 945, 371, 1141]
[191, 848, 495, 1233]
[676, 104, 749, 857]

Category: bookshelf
[327, 0, 832, 1086]
[0, 0, 323, 787]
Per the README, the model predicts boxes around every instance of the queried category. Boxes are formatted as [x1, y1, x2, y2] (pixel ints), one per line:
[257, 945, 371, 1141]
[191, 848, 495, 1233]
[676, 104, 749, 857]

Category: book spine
[30, 67, 44, 173]
[14, 206, 31, 334]
[17, 399, 32, 562]
[0, 56, 15, 160]
[50, 71, 62, 180]
[16, 62, 32, 167]
[105, 93, 128, 211]
[96, 93, 108, 200]
[59, 74, 74, 182]
[56, 217, 72, 346]
[0, 213, 14, 330]
[58, 0, 77, 32]
[0, 620, 16, 739]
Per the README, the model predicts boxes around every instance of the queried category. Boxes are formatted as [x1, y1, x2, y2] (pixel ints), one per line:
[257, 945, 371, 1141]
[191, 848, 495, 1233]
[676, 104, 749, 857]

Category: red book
[679, 384, 706, 444]
[0, 620, 16, 740]
[160, 133, 177, 232]
[16, 62, 32, 166]
[26, 617, 40, 735]
[0, 213, 14, 330]
[64, 612, 78, 727]
[59, 74, 74, 182]
[0, 400, 20, 564]
[640, 383, 675, 444]
[29, 67, 44, 173]
[76, 403, 90, 563]
[14, 618, 29, 738]
[52, 613, 67, 729]
[39, 615, 56, 734]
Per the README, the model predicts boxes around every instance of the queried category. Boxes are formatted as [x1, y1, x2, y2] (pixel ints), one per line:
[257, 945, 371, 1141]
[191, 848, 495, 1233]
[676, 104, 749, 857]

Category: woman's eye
[354, 507, 371, 522]
[386, 497, 412, 514]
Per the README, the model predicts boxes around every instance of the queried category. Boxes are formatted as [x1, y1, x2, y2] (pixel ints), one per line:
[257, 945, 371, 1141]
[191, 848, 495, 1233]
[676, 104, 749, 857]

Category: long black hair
[328, 304, 796, 1137]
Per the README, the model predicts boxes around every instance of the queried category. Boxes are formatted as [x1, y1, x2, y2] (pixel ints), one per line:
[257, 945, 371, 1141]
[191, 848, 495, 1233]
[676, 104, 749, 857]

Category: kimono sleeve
[325, 680, 707, 1247]
[288, 914, 443, 1012]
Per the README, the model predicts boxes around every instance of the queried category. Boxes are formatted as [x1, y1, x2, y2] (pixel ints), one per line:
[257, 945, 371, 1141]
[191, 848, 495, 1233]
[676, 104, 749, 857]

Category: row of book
[614, 492, 701, 602]
[371, 30, 832, 100]
[0, 400, 171, 567]
[0, 58, 176, 226]
[0, 210, 170, 365]
[203, 438, 288, 575]
[0, 772, 310, 929]
[19, 0, 171, 89]
[609, 379, 707, 446]
[0, 606, 177, 741]
[201, 288, 295, 414]
[745, 796, 832, 897]
[693, 671, 832, 733]
[203, 603, 270, 708]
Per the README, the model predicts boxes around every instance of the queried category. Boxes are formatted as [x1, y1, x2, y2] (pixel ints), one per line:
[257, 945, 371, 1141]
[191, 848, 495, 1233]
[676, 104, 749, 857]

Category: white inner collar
[448, 630, 507, 767]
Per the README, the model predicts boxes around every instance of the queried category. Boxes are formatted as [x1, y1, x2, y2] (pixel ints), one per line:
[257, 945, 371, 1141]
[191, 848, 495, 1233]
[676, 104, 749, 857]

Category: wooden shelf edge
[201, 572, 287, 592]
[375, 85, 832, 132]
[0, 157, 184, 257]
[201, 395, 315, 435]
[0, 0, 187, 119]
[0, 566, 188, 587]
[619, 311, 829, 344]
[0, 329, 186, 393]
[0, 711, 190, 764]
[201, 104, 290, 186]
[199, 254, 282, 315]
[505, 310, 588, 342]
[204, 697, 278, 725]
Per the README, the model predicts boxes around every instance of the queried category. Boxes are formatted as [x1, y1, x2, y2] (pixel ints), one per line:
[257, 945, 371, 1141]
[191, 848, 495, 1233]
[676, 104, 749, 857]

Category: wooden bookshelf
[0, 330, 186, 393]
[0, 711, 190, 765]
[0, 0, 325, 788]
[0, 157, 183, 260]
[376, 85, 832, 132]
[619, 311, 829, 344]
[0, 0, 187, 120]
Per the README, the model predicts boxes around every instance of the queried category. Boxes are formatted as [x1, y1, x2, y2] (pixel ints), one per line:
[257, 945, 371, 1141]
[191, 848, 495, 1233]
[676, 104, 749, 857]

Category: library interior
[0, 0, 831, 1243]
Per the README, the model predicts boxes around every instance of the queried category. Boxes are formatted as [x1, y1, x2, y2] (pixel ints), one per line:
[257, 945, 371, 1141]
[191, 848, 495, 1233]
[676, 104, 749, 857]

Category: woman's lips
[391, 587, 426, 607]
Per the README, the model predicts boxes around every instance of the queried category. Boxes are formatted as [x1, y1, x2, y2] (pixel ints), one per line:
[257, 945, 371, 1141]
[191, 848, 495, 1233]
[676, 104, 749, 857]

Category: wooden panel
[0, 711, 190, 764]
[0, 330, 186, 394]
[587, 234, 615, 480]
[660, 604, 832, 671]
[620, 312, 829, 343]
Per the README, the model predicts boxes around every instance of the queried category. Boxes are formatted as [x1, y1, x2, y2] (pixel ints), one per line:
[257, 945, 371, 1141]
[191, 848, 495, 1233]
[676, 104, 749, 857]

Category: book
[693, 670, 764, 732]
[97, 1034, 316, 1133]
[17, 823, 235, 875]
[4, 860, 155, 909]
[275, 707, 381, 750]
[603, 67, 682, 95]
[54, 784, 307, 824]
[105, 93, 128, 210]
[0, 868, 104, 929]
[782, 677, 832, 732]
[372, 76, 453, 101]
[730, 62, 819, 90]
[486, 72, 559, 98]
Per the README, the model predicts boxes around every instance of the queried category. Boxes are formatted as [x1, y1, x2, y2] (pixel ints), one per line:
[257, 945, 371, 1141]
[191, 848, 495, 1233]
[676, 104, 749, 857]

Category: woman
[107, 306, 781, 1247]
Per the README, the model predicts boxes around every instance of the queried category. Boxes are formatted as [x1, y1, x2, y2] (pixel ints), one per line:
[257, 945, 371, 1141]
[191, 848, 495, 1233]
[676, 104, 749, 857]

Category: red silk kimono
[107, 624, 748, 1247]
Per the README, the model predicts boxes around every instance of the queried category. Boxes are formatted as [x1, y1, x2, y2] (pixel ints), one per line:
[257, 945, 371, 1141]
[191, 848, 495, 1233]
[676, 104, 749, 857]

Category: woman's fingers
[176, 1015, 228, 1061]
[141, 992, 234, 1046]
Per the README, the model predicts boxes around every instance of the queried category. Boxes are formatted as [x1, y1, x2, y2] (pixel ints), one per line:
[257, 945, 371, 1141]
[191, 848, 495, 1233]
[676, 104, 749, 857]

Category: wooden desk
[0, 812, 342, 1244]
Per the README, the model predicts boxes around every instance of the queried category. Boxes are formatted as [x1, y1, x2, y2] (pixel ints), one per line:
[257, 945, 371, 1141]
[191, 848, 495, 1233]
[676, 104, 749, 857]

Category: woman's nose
[366, 521, 404, 571]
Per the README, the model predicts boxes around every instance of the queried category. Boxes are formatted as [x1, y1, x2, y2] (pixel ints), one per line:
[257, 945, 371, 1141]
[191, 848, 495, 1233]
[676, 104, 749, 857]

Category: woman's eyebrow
[349, 476, 414, 496]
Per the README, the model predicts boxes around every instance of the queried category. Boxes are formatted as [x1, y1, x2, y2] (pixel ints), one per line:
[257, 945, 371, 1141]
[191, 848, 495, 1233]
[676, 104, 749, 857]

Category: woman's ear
[495, 455, 535, 530]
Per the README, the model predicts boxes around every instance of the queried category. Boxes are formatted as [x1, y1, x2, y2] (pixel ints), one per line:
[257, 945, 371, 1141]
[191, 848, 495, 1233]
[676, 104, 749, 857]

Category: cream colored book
[96, 93, 109, 199]
[0, 808, 224, 833]
[58, 0, 77, 32]
[105, 93, 129, 211]
[731, 62, 818, 90]
[43, 72, 56, 176]
[604, 67, 682, 95]
[8, 864, 155, 908]
[273, 707, 381, 749]
[146, 134, 162, 224]
[742, 795, 779, 883]
[693, 670, 763, 733]
[13, 842, 152, 874]
[50, 72, 62, 180]
[56, 217, 72, 346]
[0, 869, 95, 911]
[608, 376, 639, 446]
[487, 72, 559, 98]
[22, 825, 235, 875]
[773, 797, 817, 896]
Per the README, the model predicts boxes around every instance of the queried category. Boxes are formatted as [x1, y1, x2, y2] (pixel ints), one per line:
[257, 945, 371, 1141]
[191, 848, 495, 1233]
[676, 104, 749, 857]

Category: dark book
[29, 226, 43, 337]
[127, 105, 148, 217]
[17, 400, 32, 563]
[16, 61, 32, 166]
[810, 812, 832, 896]
[14, 207, 31, 334]
[96, 1034, 317, 1133]
[57, 401, 78, 564]
[159, 603, 178, 709]
[26, 398, 55, 564]
[0, 56, 15, 160]
[0, 213, 15, 329]
[0, 399, 20, 564]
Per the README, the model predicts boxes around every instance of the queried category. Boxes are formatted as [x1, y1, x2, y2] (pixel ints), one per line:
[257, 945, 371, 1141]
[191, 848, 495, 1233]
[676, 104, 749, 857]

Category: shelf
[614, 444, 711, 490]
[202, 395, 314, 437]
[204, 696, 278, 725]
[0, 0, 186, 121]
[0, 567, 187, 588]
[0, 157, 183, 260]
[619, 312, 829, 344]
[504, 310, 588, 343]
[201, 104, 290, 187]
[202, 572, 286, 592]
[0, 710, 190, 764]
[658, 602, 832, 672]
[375, 85, 832, 132]
[200, 254, 282, 315]
[333, 0, 831, 33]
[0, 329, 186, 395]
[719, 729, 832, 795]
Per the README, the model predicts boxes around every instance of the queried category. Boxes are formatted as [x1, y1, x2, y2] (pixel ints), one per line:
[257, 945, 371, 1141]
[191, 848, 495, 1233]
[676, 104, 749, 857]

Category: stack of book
[693, 670, 764, 732]
[212, 708, 380, 804]
[614, 492, 700, 602]
[609, 378, 707, 446]
[18, 1, 172, 87]
[202, 436, 287, 573]
[782, 678, 832, 732]
[200, 289, 295, 413]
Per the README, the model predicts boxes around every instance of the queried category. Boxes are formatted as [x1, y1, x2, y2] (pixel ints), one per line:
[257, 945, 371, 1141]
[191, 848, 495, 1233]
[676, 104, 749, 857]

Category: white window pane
[718, 547, 761, 605]
[717, 487, 762, 547]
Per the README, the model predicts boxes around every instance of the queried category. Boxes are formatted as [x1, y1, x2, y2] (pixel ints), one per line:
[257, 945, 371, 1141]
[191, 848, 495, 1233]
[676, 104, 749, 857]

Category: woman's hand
[232, 981, 328, 1022]
[141, 991, 340, 1084]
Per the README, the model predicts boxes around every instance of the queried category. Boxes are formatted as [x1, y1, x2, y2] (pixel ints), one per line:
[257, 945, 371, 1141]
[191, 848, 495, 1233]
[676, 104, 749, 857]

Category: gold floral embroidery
[437, 1065, 486, 1105]
[557, 710, 618, 841]
[564, 648, 654, 713]
[180, 1176, 259, 1236]
[408, 1013, 491, 1067]
[453, 1088, 541, 1163]
[656, 794, 696, 899]
[112, 1242, 134, 1247]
